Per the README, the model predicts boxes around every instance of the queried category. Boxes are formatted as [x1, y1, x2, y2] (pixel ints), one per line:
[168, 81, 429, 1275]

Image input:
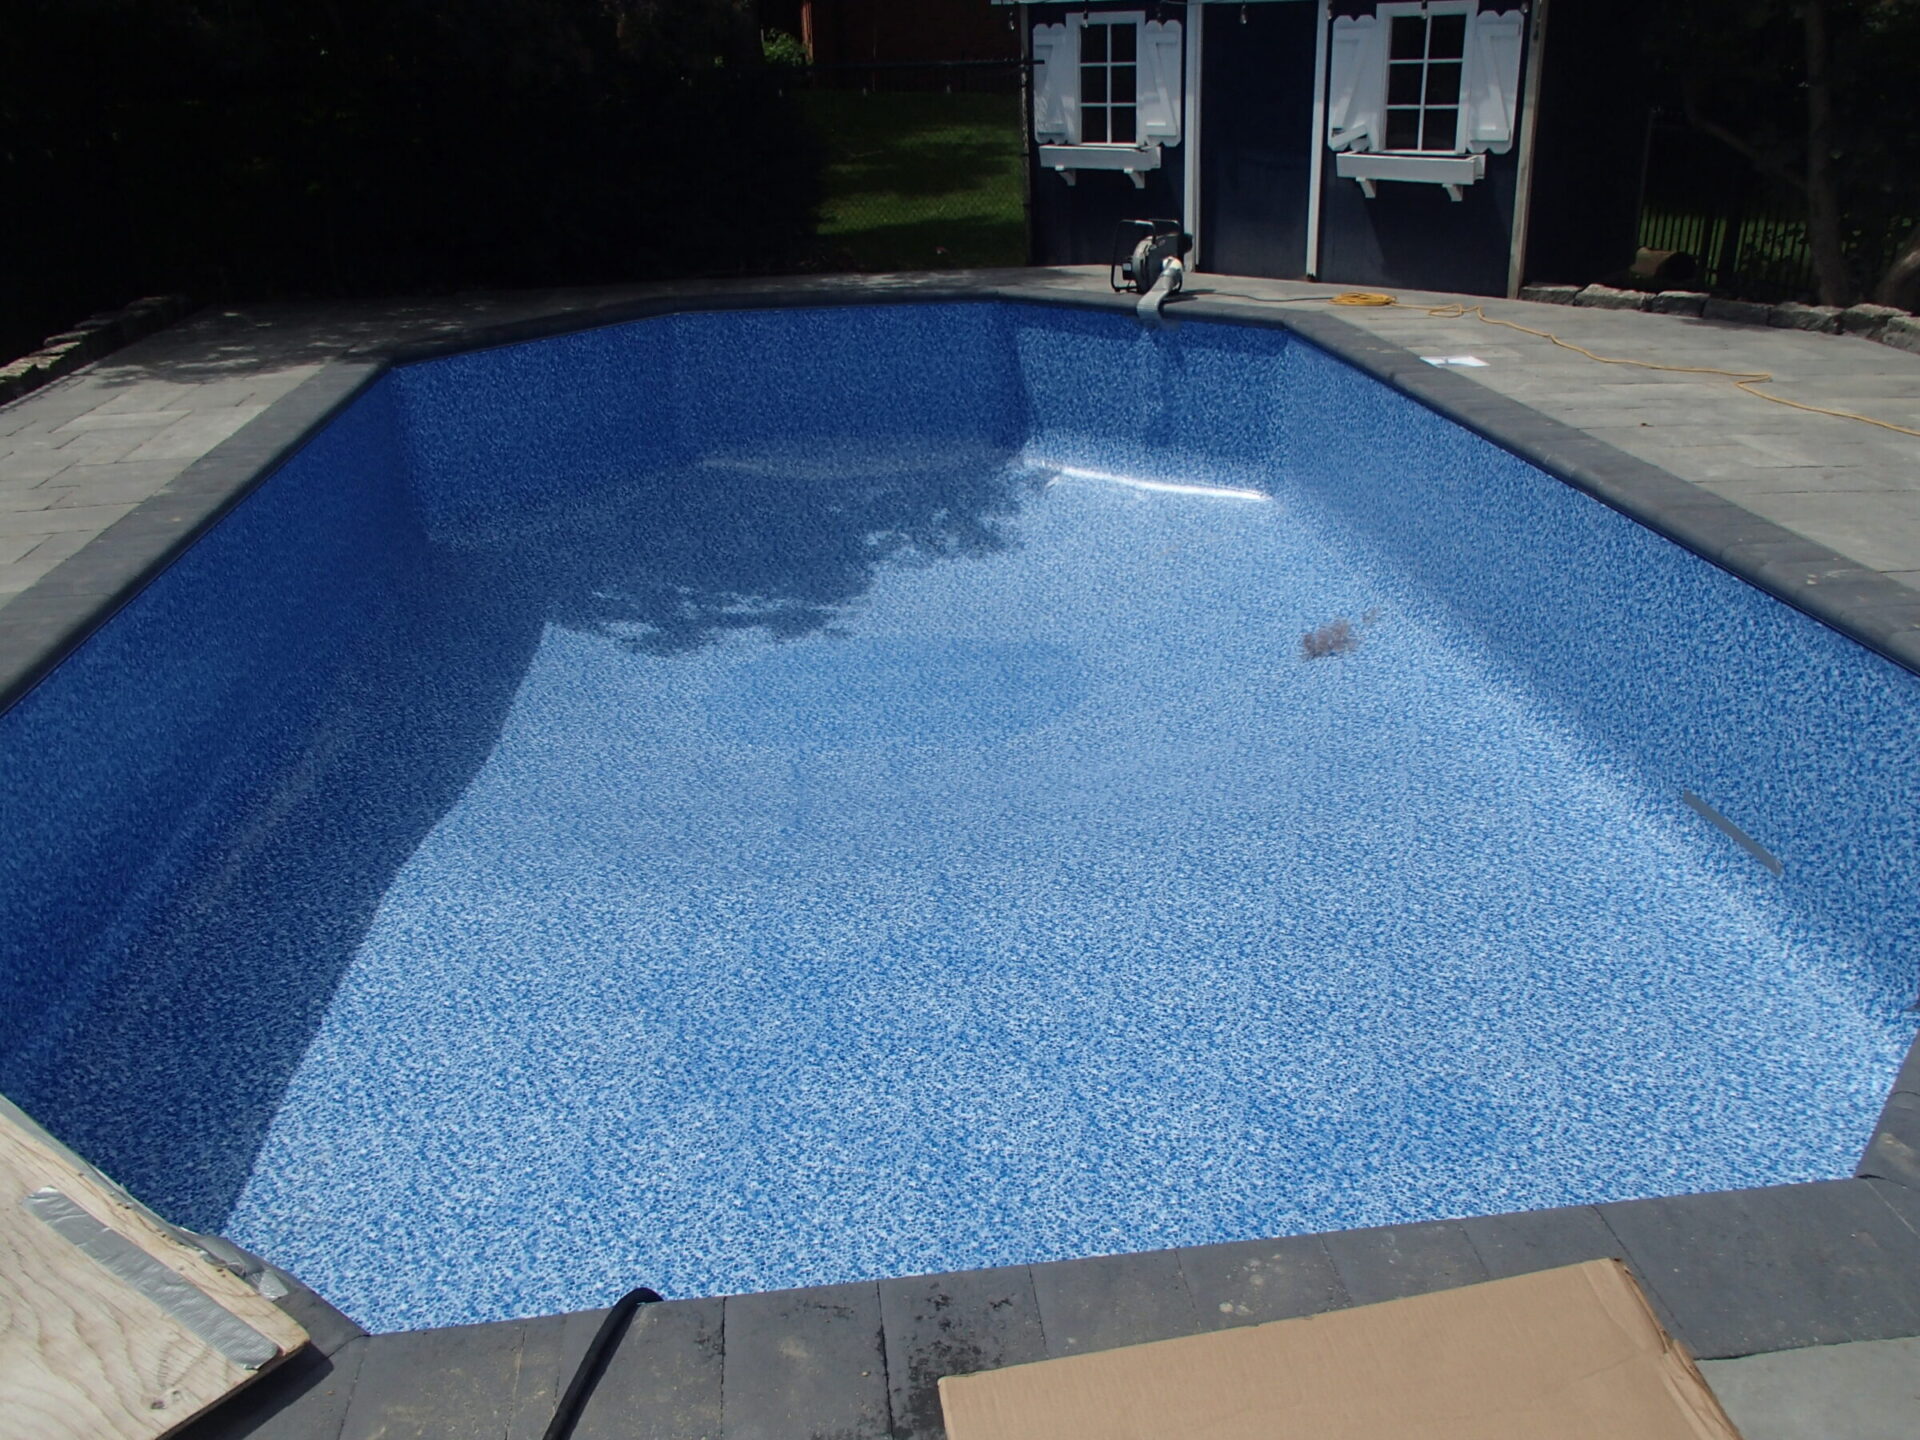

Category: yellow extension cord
[1216, 289, 1920, 440]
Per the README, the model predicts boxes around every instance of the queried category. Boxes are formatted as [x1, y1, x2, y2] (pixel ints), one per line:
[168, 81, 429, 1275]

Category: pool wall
[1271, 344, 1920, 1014]
[1, 296, 1916, 1258]
[0, 383, 425, 1084]
[387, 304, 1031, 547]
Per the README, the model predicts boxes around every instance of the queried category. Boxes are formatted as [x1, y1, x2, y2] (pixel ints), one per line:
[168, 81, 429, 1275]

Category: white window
[1327, 4, 1525, 197]
[1032, 13, 1182, 185]
[1381, 2, 1472, 154]
[1079, 16, 1140, 145]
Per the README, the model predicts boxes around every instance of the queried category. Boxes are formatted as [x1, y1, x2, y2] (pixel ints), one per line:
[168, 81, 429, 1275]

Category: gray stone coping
[184, 1180, 1920, 1440]
[1, 274, 1914, 1437]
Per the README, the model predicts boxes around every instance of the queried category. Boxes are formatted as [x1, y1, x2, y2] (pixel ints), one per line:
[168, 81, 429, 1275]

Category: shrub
[0, 0, 822, 358]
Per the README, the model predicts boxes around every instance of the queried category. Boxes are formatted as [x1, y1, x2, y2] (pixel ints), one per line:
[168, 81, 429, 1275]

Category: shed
[1000, 0, 1648, 296]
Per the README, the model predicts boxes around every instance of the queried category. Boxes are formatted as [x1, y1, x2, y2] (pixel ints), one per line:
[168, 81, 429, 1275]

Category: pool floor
[29, 441, 1909, 1331]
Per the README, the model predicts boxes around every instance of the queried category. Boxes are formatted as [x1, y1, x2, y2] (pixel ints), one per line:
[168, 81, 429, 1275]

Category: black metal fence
[1639, 121, 1814, 300]
[1638, 119, 1914, 303]
[774, 61, 1031, 273]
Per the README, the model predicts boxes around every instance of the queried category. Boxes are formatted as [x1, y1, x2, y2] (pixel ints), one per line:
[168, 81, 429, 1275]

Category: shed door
[1199, 2, 1321, 278]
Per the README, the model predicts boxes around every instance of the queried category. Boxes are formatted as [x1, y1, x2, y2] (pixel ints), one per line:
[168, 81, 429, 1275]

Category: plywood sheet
[0, 1099, 307, 1440]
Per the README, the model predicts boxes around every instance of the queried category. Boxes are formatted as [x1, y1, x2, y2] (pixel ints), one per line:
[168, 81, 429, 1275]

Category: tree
[0, 0, 821, 359]
[1877, 226, 1920, 309]
[1646, 0, 1920, 306]
[1800, 0, 1848, 305]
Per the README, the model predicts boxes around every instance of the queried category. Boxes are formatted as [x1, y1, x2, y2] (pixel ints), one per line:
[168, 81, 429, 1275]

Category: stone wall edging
[1520, 283, 1920, 354]
[0, 295, 196, 406]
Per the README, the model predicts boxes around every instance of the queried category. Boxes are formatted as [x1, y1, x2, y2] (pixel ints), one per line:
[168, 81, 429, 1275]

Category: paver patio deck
[3, 269, 1918, 1439]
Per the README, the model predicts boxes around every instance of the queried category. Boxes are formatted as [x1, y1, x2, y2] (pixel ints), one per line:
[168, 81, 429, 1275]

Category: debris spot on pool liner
[1301, 607, 1383, 660]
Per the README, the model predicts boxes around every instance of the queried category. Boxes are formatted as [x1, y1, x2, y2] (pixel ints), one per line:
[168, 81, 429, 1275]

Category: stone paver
[122, 404, 271, 462]
[0, 502, 138, 535]
[1702, 1335, 1920, 1440]
[0, 532, 97, 597]
[53, 408, 191, 431]
[1720, 491, 1920, 574]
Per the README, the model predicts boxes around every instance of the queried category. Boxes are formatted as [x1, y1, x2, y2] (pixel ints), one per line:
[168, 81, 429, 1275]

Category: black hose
[540, 1287, 663, 1440]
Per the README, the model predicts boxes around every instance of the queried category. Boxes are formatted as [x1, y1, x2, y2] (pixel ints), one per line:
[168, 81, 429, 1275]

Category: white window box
[1325, 5, 1525, 200]
[1031, 13, 1182, 188]
[1335, 150, 1486, 202]
[1039, 142, 1165, 188]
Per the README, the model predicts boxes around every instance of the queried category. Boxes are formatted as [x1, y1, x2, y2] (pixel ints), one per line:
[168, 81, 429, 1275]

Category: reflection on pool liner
[1, 302, 1915, 1331]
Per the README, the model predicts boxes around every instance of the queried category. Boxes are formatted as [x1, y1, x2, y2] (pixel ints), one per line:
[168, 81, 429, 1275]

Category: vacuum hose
[540, 1287, 664, 1440]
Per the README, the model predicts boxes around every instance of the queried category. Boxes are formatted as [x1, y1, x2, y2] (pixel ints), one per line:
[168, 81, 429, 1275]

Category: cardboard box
[939, 1259, 1742, 1440]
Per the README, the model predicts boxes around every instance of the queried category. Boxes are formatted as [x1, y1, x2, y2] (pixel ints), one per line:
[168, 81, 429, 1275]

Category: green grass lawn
[799, 90, 1027, 271]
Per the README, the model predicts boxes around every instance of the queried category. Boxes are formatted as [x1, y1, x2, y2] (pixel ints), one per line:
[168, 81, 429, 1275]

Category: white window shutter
[1138, 20, 1184, 145]
[1326, 16, 1385, 153]
[1032, 22, 1077, 144]
[1464, 10, 1525, 154]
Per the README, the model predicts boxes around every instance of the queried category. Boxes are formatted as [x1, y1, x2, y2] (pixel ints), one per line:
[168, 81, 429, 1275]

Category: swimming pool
[2, 301, 1915, 1332]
